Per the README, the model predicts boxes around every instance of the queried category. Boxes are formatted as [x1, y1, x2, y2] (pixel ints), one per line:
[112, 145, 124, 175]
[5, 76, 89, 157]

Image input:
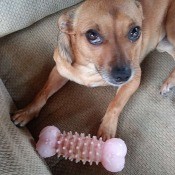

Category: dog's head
[57, 0, 143, 86]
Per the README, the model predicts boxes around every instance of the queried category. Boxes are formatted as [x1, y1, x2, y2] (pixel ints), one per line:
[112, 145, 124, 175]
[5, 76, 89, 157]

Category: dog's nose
[111, 66, 132, 83]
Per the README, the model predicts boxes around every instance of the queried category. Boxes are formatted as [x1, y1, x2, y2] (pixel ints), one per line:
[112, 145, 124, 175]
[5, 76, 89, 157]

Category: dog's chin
[105, 79, 128, 87]
[101, 74, 134, 87]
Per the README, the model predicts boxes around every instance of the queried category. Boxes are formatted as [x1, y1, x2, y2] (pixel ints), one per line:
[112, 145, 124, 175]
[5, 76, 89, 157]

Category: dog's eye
[85, 29, 103, 45]
[128, 26, 141, 42]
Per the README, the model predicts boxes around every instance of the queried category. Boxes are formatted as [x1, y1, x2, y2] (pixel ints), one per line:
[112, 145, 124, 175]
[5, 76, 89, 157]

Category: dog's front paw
[97, 123, 116, 141]
[160, 78, 175, 96]
[11, 108, 38, 127]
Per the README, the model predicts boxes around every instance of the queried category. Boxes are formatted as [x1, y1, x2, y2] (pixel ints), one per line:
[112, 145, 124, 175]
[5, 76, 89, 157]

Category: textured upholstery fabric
[1, 4, 175, 175]
[0, 79, 51, 175]
[0, 0, 83, 37]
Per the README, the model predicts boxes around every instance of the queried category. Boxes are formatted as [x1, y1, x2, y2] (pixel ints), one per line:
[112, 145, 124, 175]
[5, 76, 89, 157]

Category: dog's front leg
[98, 71, 141, 141]
[11, 66, 68, 127]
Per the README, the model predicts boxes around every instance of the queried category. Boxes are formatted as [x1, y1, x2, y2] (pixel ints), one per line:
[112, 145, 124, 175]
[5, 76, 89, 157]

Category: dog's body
[12, 0, 175, 140]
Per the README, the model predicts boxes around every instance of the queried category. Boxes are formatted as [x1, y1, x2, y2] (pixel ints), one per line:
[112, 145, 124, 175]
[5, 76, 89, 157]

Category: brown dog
[11, 0, 175, 140]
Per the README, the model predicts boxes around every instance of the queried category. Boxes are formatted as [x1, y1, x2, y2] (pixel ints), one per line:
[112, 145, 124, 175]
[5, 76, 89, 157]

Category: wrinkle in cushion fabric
[0, 79, 52, 175]
[0, 0, 83, 37]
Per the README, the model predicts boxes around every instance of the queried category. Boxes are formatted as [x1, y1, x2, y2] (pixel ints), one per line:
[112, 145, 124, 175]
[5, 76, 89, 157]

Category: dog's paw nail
[11, 118, 15, 123]
[161, 93, 168, 98]
[15, 124, 22, 128]
[13, 120, 22, 128]
[160, 91, 165, 96]
[160, 89, 169, 96]
[10, 112, 15, 117]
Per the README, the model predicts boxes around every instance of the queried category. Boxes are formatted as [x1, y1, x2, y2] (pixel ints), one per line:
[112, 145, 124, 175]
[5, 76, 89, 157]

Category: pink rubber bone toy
[36, 126, 127, 173]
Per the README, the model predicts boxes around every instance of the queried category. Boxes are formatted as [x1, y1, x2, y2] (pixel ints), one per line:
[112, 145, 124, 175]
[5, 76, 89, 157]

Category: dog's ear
[135, 1, 144, 20]
[57, 8, 76, 63]
[58, 8, 76, 34]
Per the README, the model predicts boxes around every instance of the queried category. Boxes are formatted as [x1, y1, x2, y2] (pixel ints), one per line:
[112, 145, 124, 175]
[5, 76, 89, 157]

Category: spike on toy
[36, 126, 127, 173]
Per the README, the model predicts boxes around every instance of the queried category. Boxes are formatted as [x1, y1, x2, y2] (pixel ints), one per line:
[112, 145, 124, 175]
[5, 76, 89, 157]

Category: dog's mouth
[102, 75, 131, 87]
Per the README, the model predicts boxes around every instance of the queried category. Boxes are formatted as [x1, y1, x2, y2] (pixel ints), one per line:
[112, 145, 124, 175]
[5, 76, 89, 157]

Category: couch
[0, 1, 175, 175]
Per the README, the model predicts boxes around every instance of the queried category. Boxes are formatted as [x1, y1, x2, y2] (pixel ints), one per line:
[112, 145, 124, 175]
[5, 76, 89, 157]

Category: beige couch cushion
[0, 0, 83, 37]
[0, 79, 51, 175]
